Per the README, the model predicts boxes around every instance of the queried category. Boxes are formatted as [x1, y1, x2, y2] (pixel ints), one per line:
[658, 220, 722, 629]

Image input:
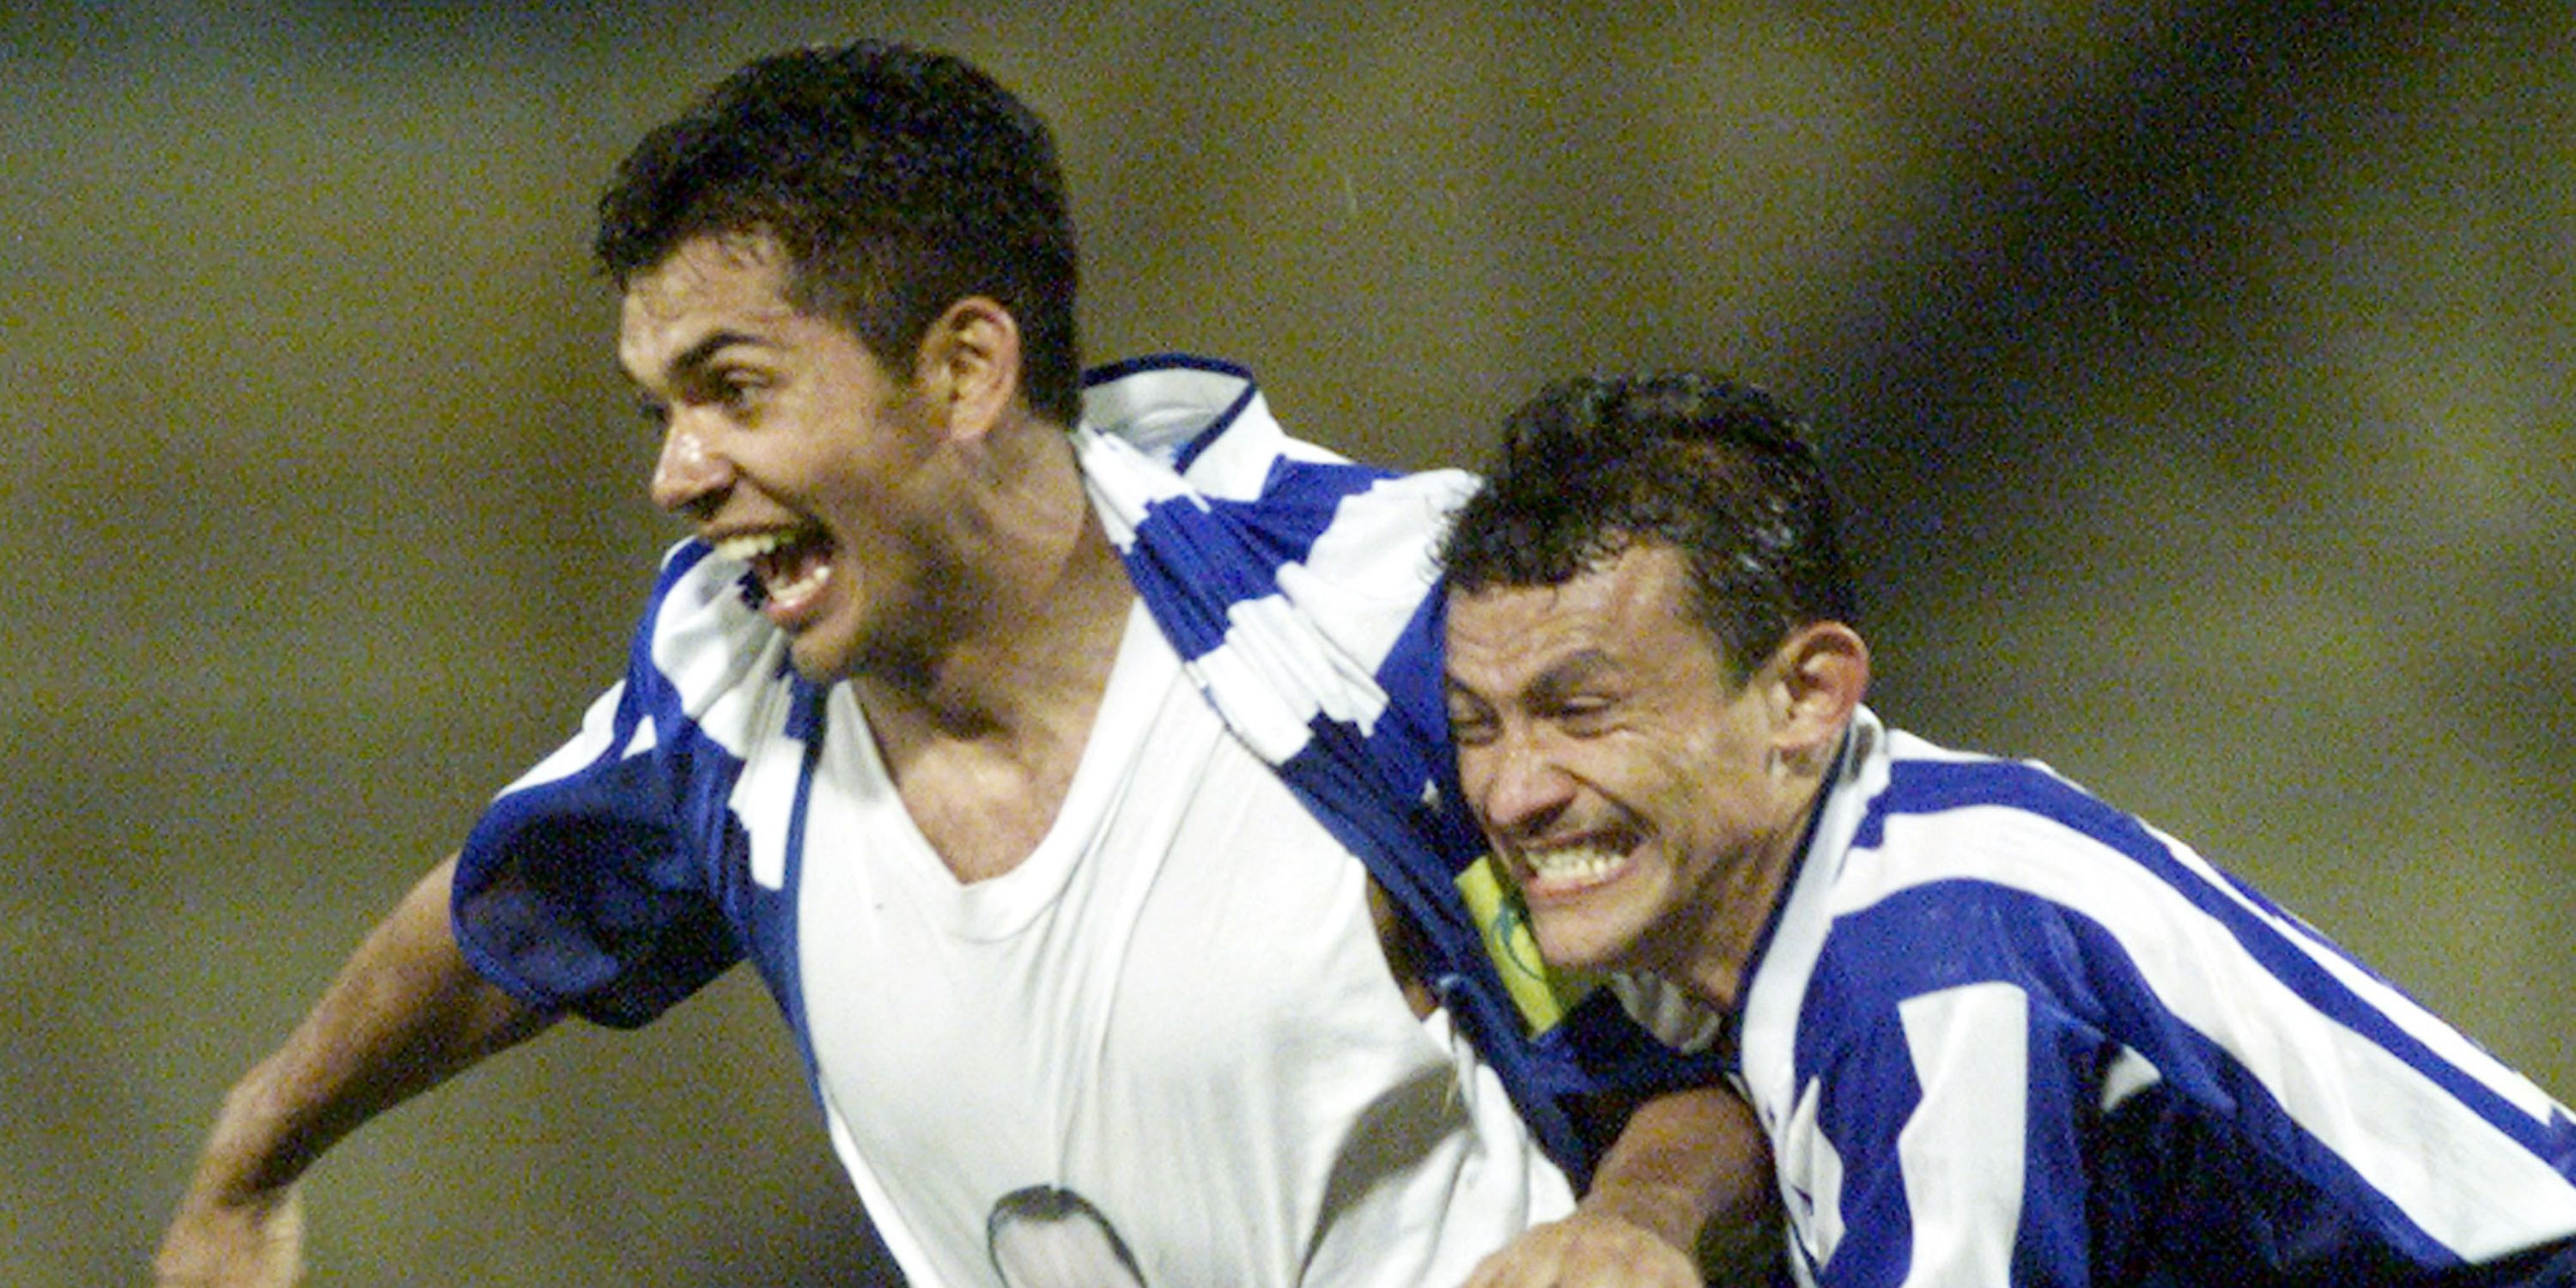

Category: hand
[1461, 1206, 1704, 1287]
[153, 1183, 305, 1287]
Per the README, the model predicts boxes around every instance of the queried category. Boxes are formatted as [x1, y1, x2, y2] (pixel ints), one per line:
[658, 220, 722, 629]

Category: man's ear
[1767, 622, 1869, 769]
[910, 295, 1024, 443]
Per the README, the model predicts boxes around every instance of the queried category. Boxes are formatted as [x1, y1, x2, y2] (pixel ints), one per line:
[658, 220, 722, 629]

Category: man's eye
[1445, 704, 1496, 746]
[1552, 699, 1618, 736]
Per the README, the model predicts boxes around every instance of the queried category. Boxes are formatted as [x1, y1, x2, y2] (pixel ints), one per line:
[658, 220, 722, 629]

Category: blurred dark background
[6, 2, 2567, 1283]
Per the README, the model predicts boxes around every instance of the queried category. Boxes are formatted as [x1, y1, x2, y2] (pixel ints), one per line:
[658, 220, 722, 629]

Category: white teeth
[1521, 844, 1625, 884]
[711, 531, 830, 613]
[765, 560, 830, 608]
[713, 532, 791, 562]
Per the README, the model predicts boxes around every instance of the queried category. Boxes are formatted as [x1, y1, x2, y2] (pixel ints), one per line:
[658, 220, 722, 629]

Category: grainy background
[6, 2, 2567, 1283]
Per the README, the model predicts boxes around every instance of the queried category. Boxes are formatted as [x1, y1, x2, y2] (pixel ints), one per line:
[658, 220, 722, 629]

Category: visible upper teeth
[714, 532, 793, 562]
[1522, 845, 1625, 883]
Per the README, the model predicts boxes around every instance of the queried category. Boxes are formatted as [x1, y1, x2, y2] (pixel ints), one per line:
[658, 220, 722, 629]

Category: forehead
[1446, 544, 1704, 677]
[616, 232, 811, 374]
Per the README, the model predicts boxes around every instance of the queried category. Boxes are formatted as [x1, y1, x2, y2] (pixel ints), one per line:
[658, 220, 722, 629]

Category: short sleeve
[451, 708, 739, 1028]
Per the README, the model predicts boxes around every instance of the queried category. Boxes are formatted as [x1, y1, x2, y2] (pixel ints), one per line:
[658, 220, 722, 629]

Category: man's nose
[650, 414, 732, 516]
[1470, 730, 1575, 836]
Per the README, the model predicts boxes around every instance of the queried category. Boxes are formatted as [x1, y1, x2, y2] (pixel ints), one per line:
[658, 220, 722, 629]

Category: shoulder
[1081, 354, 1473, 643]
[1795, 724, 2379, 1073]
[1796, 732, 2223, 1031]
[1835, 732, 2195, 928]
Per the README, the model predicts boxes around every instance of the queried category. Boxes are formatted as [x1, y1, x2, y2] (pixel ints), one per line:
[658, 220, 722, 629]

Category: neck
[1675, 781, 1826, 1013]
[854, 427, 1136, 760]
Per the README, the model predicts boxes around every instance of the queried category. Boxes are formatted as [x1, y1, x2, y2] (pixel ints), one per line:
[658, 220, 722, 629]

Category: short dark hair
[594, 39, 1083, 425]
[1441, 372, 1857, 683]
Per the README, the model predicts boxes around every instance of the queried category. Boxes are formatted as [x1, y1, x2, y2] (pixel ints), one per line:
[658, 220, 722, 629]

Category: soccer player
[154, 40, 1768, 1288]
[1437, 371, 2576, 1285]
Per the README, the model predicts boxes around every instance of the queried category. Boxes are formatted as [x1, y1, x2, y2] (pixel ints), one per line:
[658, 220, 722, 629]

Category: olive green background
[6, 3, 2568, 1284]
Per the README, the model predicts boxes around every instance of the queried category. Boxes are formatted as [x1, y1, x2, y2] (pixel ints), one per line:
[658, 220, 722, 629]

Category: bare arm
[155, 854, 559, 1287]
[1464, 1084, 1780, 1287]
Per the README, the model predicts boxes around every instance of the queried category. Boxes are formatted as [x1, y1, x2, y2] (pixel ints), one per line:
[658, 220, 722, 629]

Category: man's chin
[785, 630, 860, 683]
[1529, 920, 1641, 978]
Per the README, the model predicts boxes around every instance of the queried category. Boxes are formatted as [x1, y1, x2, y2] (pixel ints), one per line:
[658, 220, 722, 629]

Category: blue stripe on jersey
[1856, 756, 2569, 1165]
[767, 681, 829, 1084]
[1096, 356, 1735, 1182]
[1810, 878, 2460, 1272]
[1123, 462, 1399, 660]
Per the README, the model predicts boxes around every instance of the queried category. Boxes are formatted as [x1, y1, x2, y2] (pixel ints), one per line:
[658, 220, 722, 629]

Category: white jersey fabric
[801, 599, 1572, 1286]
[450, 357, 1577, 1287]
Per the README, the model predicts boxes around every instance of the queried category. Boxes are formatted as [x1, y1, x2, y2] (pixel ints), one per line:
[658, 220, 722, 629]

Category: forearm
[183, 854, 556, 1203]
[1463, 1084, 1777, 1286]
[1586, 1084, 1779, 1282]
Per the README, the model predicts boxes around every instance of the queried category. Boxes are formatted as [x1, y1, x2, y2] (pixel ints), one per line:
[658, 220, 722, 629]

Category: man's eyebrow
[665, 329, 766, 380]
[1527, 649, 1617, 702]
[1446, 647, 1619, 704]
[628, 328, 769, 390]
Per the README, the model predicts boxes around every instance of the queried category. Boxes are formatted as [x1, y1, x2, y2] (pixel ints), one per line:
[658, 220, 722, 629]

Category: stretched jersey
[447, 355, 1716, 1199]
[1738, 708, 2576, 1285]
[1075, 355, 1728, 1182]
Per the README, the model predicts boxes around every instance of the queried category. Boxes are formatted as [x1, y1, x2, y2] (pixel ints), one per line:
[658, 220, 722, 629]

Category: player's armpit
[1366, 875, 1441, 1020]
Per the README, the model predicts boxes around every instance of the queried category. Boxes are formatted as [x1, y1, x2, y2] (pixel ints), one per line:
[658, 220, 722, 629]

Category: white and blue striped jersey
[1739, 708, 2576, 1285]
[1075, 355, 1728, 1183]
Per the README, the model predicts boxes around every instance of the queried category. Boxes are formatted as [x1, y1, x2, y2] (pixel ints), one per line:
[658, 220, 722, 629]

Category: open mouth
[1510, 841, 1633, 898]
[715, 527, 835, 620]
